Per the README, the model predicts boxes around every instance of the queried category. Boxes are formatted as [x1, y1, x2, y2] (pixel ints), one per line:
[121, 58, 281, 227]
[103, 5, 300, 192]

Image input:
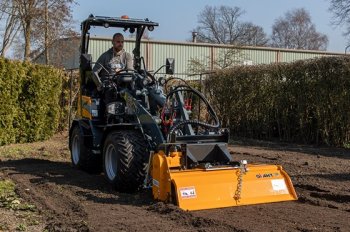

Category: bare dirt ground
[0, 133, 349, 232]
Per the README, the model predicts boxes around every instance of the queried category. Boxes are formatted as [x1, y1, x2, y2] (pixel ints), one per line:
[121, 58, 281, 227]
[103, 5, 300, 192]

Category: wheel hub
[105, 144, 118, 181]
[72, 134, 80, 165]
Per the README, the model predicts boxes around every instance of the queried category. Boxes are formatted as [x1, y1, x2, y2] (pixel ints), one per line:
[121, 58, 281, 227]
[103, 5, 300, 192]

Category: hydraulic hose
[166, 85, 219, 123]
[165, 83, 220, 138]
[168, 119, 220, 137]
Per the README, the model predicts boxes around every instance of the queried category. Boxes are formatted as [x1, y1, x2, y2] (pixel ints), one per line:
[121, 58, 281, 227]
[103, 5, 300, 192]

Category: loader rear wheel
[103, 130, 149, 193]
[70, 126, 102, 174]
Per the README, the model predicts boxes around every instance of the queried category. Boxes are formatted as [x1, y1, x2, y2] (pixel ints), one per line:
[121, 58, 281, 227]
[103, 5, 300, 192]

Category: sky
[72, 0, 347, 53]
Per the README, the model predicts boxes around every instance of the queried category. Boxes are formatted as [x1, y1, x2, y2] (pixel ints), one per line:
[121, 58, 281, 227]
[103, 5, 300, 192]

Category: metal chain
[234, 160, 247, 201]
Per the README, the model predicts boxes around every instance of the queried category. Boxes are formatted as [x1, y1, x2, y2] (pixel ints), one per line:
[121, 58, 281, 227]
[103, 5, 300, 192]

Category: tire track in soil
[225, 146, 350, 231]
[71, 184, 244, 231]
[1, 159, 243, 232]
[2, 160, 89, 231]
[193, 202, 349, 232]
[146, 202, 246, 232]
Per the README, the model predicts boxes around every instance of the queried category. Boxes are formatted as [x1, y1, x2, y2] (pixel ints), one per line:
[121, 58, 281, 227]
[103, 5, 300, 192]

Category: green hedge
[206, 56, 350, 147]
[0, 58, 63, 145]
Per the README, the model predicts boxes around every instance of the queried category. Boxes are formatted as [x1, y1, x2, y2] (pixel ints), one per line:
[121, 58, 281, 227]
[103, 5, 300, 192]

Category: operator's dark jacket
[92, 48, 133, 78]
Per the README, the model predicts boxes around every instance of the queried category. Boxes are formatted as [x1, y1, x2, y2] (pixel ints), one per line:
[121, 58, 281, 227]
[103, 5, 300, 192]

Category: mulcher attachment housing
[152, 142, 297, 211]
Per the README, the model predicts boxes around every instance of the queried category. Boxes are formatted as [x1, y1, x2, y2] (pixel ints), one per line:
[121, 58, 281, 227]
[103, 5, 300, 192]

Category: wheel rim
[105, 144, 117, 181]
[72, 134, 80, 165]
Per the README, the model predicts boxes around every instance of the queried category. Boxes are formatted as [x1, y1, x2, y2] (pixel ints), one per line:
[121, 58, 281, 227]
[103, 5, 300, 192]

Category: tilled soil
[0, 136, 349, 232]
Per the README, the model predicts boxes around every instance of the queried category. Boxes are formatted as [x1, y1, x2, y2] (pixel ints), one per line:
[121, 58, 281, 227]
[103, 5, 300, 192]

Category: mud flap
[170, 164, 297, 211]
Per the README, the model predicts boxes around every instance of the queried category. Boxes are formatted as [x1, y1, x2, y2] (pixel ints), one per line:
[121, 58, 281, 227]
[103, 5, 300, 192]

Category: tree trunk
[24, 20, 31, 61]
[44, 0, 49, 64]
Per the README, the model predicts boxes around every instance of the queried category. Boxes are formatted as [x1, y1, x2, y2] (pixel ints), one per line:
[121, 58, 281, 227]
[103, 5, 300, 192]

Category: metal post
[68, 70, 73, 127]
[345, 45, 350, 54]
[197, 74, 202, 134]
[192, 31, 198, 43]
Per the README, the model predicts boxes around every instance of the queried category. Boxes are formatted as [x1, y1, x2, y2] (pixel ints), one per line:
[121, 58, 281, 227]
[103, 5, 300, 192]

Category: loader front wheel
[70, 126, 102, 174]
[103, 130, 148, 193]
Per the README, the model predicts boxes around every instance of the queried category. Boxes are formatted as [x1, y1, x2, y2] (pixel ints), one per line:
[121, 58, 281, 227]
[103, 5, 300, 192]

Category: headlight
[106, 102, 125, 115]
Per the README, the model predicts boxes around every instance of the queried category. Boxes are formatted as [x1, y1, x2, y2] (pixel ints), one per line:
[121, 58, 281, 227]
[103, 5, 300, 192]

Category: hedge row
[205, 56, 350, 147]
[0, 58, 63, 146]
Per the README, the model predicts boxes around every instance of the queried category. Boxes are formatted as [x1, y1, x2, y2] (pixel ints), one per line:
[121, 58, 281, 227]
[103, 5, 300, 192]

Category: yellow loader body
[152, 150, 297, 211]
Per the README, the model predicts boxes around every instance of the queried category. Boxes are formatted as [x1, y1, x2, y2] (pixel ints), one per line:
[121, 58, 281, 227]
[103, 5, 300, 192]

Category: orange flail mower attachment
[152, 150, 297, 211]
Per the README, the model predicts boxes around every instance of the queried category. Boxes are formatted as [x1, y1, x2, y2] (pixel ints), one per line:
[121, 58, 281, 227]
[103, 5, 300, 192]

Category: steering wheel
[115, 68, 131, 75]
[111, 69, 135, 84]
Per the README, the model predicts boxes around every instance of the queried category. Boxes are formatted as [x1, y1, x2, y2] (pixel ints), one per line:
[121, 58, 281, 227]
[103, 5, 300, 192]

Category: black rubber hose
[164, 77, 190, 91]
[166, 85, 218, 122]
[168, 119, 220, 137]
[165, 84, 220, 137]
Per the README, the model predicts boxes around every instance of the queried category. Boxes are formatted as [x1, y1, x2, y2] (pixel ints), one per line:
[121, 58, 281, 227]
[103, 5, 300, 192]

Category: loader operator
[90, 33, 133, 118]
[92, 33, 133, 83]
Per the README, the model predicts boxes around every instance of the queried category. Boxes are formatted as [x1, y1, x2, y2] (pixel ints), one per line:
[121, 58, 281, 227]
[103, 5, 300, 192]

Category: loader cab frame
[79, 15, 159, 97]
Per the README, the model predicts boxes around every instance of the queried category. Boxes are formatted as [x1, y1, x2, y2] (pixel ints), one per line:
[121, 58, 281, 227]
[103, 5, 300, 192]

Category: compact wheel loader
[69, 15, 297, 211]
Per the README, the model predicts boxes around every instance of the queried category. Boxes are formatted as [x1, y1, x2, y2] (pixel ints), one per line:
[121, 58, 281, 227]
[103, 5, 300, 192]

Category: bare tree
[329, 0, 350, 40]
[44, 0, 48, 64]
[215, 49, 245, 69]
[271, 8, 328, 50]
[236, 23, 269, 46]
[14, 0, 42, 60]
[187, 48, 245, 74]
[31, 0, 76, 64]
[31, 0, 77, 64]
[0, 0, 37, 59]
[0, 0, 75, 61]
[189, 5, 260, 74]
[194, 5, 268, 46]
[0, 0, 21, 57]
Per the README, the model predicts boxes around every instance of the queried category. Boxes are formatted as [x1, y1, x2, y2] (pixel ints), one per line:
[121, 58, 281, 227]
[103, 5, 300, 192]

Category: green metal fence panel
[148, 42, 211, 78]
[38, 37, 343, 75]
[279, 51, 335, 63]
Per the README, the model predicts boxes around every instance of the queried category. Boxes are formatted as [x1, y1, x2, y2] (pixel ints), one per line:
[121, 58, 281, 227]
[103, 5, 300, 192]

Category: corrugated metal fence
[88, 37, 342, 80]
[35, 37, 342, 80]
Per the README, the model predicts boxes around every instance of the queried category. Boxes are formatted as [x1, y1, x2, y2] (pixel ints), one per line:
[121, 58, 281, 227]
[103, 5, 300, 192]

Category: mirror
[166, 58, 175, 75]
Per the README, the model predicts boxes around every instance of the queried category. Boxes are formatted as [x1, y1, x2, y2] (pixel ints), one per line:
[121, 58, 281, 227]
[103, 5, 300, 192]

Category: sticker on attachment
[152, 179, 159, 187]
[91, 110, 98, 117]
[271, 179, 287, 191]
[179, 187, 197, 199]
